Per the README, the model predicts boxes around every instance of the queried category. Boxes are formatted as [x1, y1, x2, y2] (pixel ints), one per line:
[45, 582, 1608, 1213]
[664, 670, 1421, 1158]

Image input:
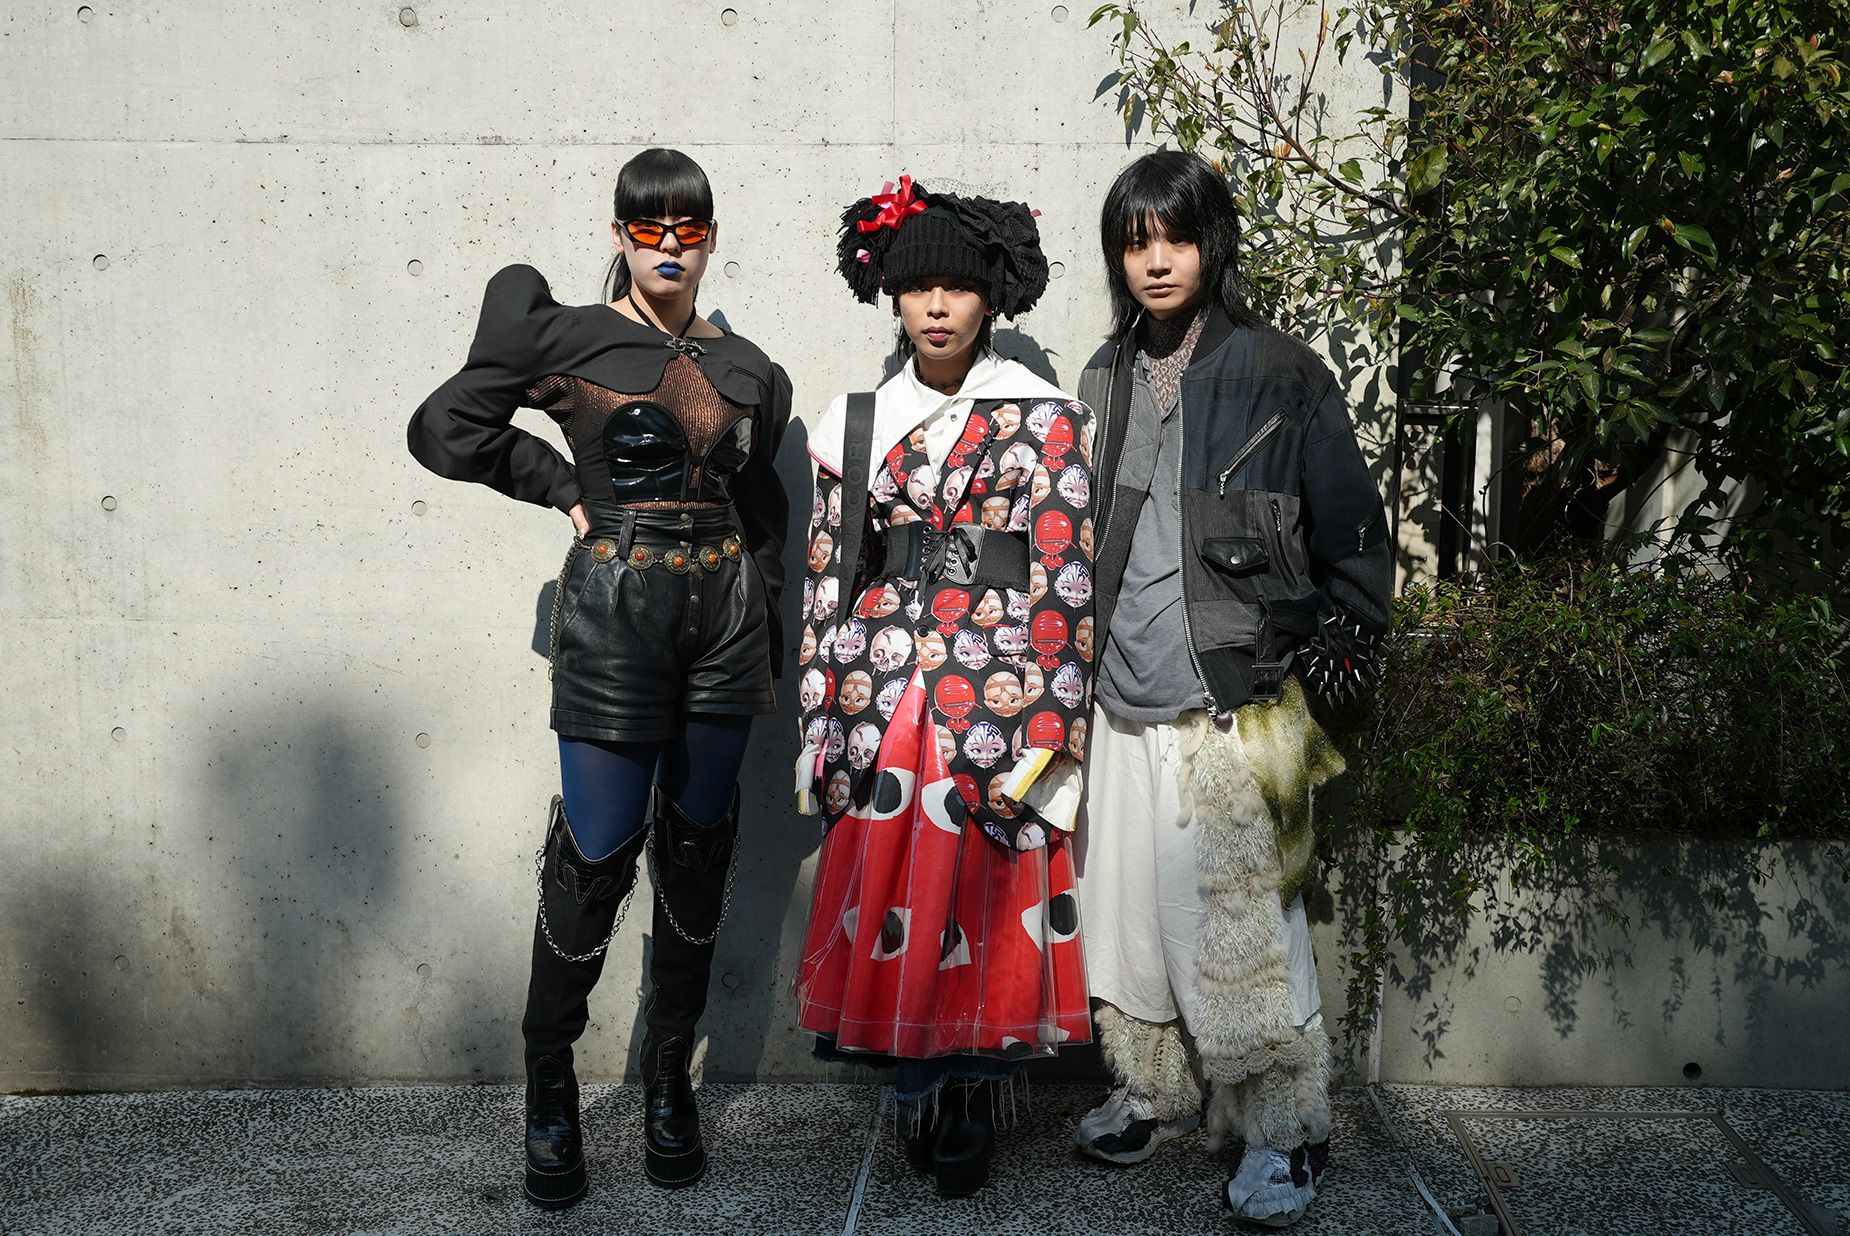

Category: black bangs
[1099, 149, 1257, 339]
[612, 147, 714, 222]
[604, 148, 714, 301]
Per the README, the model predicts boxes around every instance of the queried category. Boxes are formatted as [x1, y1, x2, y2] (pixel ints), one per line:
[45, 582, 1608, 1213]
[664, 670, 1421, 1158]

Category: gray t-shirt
[1094, 355, 1208, 721]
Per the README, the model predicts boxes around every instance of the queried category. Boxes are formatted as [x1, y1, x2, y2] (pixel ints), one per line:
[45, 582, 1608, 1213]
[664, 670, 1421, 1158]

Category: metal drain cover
[1440, 1109, 1835, 1236]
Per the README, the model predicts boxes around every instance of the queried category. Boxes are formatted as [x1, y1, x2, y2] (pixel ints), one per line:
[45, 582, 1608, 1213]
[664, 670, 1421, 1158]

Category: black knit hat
[836, 177, 1050, 318]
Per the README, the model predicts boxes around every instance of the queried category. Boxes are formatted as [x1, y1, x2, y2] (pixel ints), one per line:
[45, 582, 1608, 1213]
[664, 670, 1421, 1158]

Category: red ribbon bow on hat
[857, 176, 928, 233]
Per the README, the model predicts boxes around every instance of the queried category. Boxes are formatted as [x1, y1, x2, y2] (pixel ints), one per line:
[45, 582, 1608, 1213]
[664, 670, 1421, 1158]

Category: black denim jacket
[1077, 307, 1392, 715]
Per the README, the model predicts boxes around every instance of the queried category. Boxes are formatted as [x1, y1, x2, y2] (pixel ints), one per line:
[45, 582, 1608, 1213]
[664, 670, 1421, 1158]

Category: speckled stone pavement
[2, 1083, 1846, 1234]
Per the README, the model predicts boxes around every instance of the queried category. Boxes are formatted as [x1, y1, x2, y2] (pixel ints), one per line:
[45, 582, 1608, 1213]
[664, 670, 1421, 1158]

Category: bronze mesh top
[528, 355, 750, 508]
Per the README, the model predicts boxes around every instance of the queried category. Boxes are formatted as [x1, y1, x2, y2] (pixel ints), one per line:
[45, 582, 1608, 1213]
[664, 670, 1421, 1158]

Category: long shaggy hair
[1099, 150, 1261, 339]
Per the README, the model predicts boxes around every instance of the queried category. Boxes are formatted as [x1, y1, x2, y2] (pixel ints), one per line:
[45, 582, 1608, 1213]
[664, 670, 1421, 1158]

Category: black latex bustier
[528, 355, 756, 509]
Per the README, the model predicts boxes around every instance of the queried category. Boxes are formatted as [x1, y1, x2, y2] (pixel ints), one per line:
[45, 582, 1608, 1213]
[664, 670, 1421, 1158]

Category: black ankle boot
[523, 1055, 584, 1210]
[638, 787, 739, 1188]
[520, 796, 644, 1210]
[932, 1077, 996, 1198]
[640, 1032, 704, 1187]
[900, 1096, 940, 1174]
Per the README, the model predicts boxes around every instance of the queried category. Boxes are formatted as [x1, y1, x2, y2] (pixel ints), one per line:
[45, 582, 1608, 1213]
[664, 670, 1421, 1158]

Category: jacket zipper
[1355, 509, 1380, 554]
[1092, 345, 1130, 603]
[1217, 412, 1287, 496]
[1175, 383, 1217, 718]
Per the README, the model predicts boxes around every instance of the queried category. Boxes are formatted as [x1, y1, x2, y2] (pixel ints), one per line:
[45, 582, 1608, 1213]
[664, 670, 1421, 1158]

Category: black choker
[914, 362, 965, 395]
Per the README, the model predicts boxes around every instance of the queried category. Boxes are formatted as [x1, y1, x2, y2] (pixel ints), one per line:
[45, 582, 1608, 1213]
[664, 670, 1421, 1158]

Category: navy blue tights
[557, 714, 752, 860]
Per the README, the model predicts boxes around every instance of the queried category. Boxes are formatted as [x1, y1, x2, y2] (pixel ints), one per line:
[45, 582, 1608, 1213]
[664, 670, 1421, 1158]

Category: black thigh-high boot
[639, 784, 739, 1188]
[520, 795, 645, 1210]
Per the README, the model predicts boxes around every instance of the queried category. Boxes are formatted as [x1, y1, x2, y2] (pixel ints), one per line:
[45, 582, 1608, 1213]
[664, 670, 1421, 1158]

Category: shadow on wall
[197, 713, 423, 1082]
[1327, 830, 1850, 1083]
[4, 706, 442, 1090]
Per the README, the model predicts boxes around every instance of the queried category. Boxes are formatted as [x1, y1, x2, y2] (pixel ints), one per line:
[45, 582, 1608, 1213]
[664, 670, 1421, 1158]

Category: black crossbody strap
[831, 392, 877, 620]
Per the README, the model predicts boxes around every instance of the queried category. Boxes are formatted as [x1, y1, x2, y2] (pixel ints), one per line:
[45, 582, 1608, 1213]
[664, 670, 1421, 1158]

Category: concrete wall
[7, 1, 1829, 1099]
[1358, 838, 1850, 1090]
[0, 2, 1413, 1090]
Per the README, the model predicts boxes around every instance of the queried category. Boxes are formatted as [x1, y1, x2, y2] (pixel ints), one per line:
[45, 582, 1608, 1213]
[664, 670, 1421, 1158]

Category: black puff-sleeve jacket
[408, 264, 794, 672]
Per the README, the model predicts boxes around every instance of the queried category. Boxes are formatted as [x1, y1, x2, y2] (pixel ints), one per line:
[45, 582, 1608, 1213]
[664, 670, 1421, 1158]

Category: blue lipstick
[655, 261, 685, 278]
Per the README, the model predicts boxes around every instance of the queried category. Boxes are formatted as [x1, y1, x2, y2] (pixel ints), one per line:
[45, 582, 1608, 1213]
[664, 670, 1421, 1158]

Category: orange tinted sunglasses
[619, 217, 713, 247]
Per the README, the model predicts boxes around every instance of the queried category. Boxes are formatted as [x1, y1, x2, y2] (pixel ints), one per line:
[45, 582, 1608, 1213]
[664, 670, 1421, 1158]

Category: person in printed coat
[791, 178, 1096, 1199]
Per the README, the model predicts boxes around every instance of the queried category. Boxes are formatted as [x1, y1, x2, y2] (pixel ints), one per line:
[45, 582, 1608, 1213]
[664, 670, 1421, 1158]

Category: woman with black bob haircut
[1097, 147, 1261, 339]
[407, 147, 791, 1209]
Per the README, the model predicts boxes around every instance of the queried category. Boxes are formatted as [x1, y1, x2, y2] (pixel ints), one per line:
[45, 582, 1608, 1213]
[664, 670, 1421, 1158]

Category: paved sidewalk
[3, 1082, 1847, 1234]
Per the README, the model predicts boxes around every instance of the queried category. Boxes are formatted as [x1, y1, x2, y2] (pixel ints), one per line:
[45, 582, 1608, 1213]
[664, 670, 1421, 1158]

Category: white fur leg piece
[1205, 1019, 1334, 1151]
[1094, 1001, 1203, 1123]
[1181, 715, 1334, 1153]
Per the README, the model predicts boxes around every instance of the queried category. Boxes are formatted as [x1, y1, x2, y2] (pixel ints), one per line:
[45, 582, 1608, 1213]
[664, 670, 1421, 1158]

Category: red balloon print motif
[1026, 709, 1066, 749]
[1035, 509, 1072, 569]
[931, 586, 971, 635]
[1030, 610, 1068, 669]
[934, 674, 978, 732]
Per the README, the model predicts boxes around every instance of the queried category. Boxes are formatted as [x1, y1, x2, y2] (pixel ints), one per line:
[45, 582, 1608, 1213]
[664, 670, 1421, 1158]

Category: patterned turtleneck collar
[1138, 303, 1210, 413]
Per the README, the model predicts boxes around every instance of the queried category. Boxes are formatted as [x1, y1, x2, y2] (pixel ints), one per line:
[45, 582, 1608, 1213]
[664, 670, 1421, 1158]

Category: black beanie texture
[836, 180, 1051, 318]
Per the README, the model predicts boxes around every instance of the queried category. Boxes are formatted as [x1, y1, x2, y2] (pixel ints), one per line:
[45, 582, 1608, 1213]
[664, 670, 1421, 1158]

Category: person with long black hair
[1069, 150, 1390, 1228]
[407, 147, 790, 1209]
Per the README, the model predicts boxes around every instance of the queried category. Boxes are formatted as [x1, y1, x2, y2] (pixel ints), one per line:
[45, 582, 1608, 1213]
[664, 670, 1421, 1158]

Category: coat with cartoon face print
[797, 395, 1096, 849]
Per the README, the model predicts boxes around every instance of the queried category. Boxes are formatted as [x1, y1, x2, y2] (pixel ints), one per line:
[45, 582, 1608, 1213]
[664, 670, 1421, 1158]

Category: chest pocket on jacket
[1201, 536, 1269, 578]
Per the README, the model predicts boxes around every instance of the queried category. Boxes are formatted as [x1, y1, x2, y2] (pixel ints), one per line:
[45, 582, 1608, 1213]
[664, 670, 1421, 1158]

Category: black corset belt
[872, 523, 1031, 591]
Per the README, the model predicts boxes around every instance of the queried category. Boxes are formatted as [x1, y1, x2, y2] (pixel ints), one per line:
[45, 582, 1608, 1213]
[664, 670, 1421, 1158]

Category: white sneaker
[1074, 1086, 1202, 1165]
[1224, 1142, 1329, 1228]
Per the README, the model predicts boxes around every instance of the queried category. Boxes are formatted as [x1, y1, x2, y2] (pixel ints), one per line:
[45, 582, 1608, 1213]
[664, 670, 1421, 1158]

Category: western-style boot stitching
[645, 785, 741, 946]
[535, 795, 643, 964]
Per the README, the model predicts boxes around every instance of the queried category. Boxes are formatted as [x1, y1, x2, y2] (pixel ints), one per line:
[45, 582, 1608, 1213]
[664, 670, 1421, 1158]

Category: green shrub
[1093, 0, 1850, 565]
[1332, 548, 1850, 1025]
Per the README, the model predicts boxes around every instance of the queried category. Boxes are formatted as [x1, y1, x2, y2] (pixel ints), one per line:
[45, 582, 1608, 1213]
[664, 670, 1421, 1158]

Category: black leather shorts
[549, 506, 776, 743]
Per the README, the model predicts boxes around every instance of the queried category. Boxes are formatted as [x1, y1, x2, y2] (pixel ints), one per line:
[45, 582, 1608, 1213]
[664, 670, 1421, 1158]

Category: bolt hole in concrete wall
[0, 1, 1407, 1094]
[1685, 1062, 1704, 1081]
[1052, 4, 1070, 20]
[111, 727, 126, 743]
